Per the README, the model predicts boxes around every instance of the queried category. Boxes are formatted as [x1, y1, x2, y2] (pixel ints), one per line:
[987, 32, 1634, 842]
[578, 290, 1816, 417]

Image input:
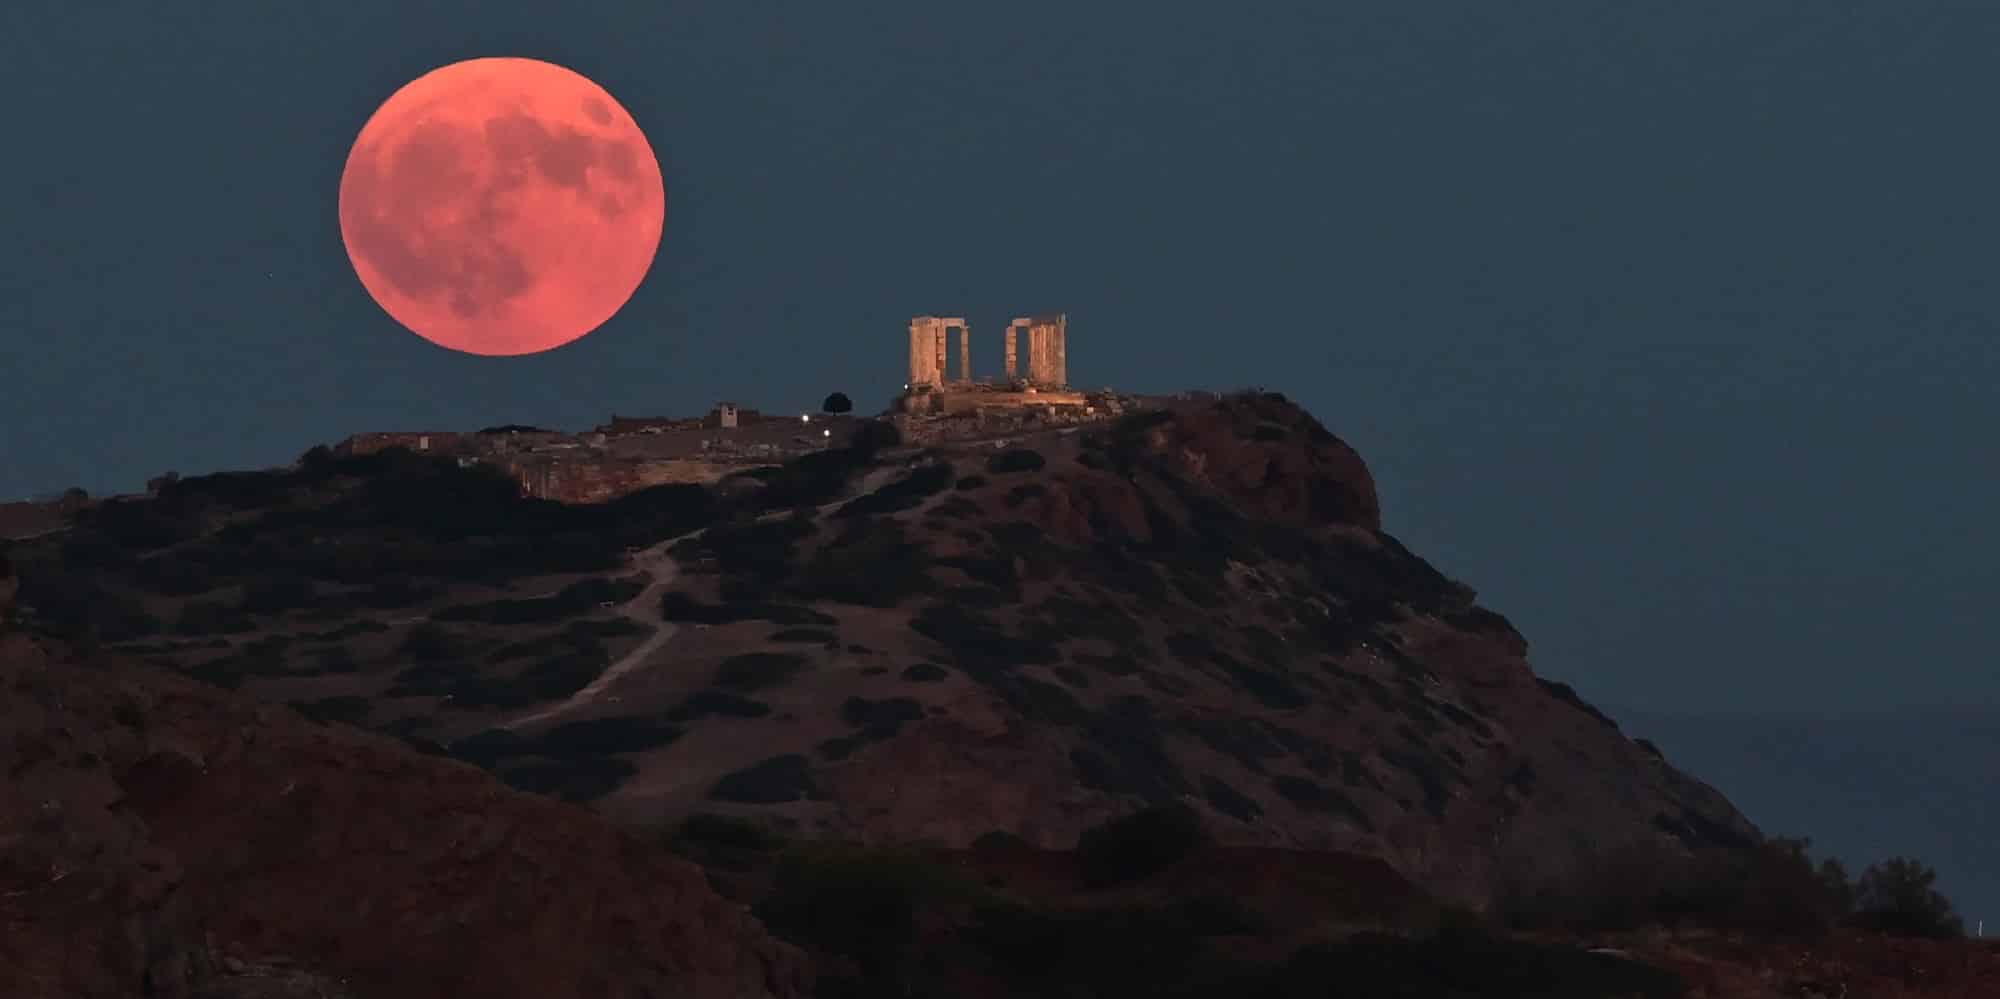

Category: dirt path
[503, 531, 700, 731]
[503, 465, 923, 730]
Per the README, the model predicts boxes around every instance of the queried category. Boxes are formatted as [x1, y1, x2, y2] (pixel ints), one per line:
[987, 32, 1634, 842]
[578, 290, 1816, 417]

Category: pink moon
[338, 57, 667, 356]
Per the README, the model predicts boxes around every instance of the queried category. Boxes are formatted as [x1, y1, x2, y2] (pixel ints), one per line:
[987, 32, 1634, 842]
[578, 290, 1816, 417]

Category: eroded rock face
[1136, 392, 1381, 532]
[659, 395, 1754, 908]
[0, 631, 810, 999]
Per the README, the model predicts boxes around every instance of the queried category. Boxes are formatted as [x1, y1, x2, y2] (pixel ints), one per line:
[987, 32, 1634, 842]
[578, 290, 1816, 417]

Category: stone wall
[501, 457, 749, 504]
[596, 415, 703, 435]
[890, 388, 1135, 446]
[935, 390, 1088, 415]
[333, 432, 467, 457]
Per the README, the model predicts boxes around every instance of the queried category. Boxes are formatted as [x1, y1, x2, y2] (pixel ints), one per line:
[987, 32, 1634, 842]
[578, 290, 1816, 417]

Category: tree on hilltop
[821, 392, 853, 414]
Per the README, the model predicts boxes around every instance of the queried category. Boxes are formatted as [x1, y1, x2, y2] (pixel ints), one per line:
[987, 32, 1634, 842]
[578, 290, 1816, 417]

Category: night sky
[5, 3, 1996, 728]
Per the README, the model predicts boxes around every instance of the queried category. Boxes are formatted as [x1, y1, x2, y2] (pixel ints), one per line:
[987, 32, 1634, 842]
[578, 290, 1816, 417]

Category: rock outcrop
[0, 630, 809, 999]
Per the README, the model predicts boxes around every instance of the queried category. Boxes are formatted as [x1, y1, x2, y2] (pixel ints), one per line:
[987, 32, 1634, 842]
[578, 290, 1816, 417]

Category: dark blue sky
[4, 1, 1997, 715]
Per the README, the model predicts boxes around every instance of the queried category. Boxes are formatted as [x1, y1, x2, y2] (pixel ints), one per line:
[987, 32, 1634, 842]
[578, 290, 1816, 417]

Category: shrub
[399, 623, 465, 663]
[1053, 666, 1090, 689]
[1223, 663, 1311, 711]
[499, 756, 635, 803]
[1003, 483, 1045, 508]
[1683, 838, 1856, 935]
[133, 556, 216, 596]
[817, 733, 868, 761]
[900, 663, 950, 682]
[447, 728, 535, 768]
[514, 649, 608, 702]
[714, 651, 812, 691]
[968, 901, 1206, 995]
[358, 576, 441, 609]
[1377, 752, 1452, 821]
[296, 443, 335, 473]
[676, 812, 784, 853]
[1257, 927, 1686, 999]
[935, 554, 1020, 593]
[434, 575, 645, 625]
[1075, 803, 1208, 888]
[174, 599, 255, 636]
[1499, 836, 1860, 937]
[972, 829, 1030, 853]
[312, 645, 359, 674]
[821, 391, 853, 414]
[660, 591, 834, 626]
[911, 602, 1060, 671]
[755, 846, 958, 991]
[1271, 775, 1373, 830]
[834, 462, 953, 518]
[840, 696, 924, 738]
[770, 627, 839, 644]
[562, 616, 648, 639]
[667, 689, 773, 721]
[60, 531, 134, 570]
[79, 498, 202, 551]
[536, 717, 685, 756]
[1201, 774, 1262, 823]
[986, 448, 1046, 475]
[931, 496, 982, 520]
[291, 695, 371, 726]
[710, 754, 820, 804]
[986, 520, 1043, 549]
[14, 565, 160, 641]
[1494, 843, 1679, 933]
[793, 517, 932, 608]
[1851, 857, 1963, 938]
[239, 575, 318, 614]
[848, 418, 901, 454]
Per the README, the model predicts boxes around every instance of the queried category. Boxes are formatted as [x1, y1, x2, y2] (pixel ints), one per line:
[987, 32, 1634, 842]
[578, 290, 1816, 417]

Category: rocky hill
[0, 620, 809, 998]
[13, 391, 2000, 996]
[7, 392, 1754, 914]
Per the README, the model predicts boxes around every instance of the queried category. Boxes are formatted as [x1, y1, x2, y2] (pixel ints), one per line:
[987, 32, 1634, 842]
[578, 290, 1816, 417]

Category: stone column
[958, 324, 971, 382]
[1004, 323, 1018, 380]
[1053, 315, 1068, 388]
[933, 322, 946, 383]
[908, 320, 928, 385]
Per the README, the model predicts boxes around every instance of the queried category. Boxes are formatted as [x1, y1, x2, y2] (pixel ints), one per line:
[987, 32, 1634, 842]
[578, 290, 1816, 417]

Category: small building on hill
[704, 402, 763, 429]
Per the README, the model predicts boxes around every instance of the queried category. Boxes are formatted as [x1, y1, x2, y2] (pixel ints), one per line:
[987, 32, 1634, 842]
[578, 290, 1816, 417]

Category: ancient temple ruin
[906, 313, 1067, 389]
[1006, 314, 1067, 387]
[906, 316, 969, 386]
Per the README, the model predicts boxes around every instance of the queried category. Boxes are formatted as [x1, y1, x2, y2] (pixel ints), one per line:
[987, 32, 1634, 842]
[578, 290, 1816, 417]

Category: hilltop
[8, 390, 1993, 996]
[8, 391, 1749, 903]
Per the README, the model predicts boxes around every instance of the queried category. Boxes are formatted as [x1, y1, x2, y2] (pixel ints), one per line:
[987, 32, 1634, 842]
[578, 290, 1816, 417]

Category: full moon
[338, 58, 666, 356]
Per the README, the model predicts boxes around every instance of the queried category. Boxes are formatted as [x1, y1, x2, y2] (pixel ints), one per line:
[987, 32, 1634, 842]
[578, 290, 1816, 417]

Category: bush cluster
[709, 754, 820, 804]
[1076, 803, 1209, 888]
[432, 575, 645, 625]
[1495, 836, 1964, 939]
